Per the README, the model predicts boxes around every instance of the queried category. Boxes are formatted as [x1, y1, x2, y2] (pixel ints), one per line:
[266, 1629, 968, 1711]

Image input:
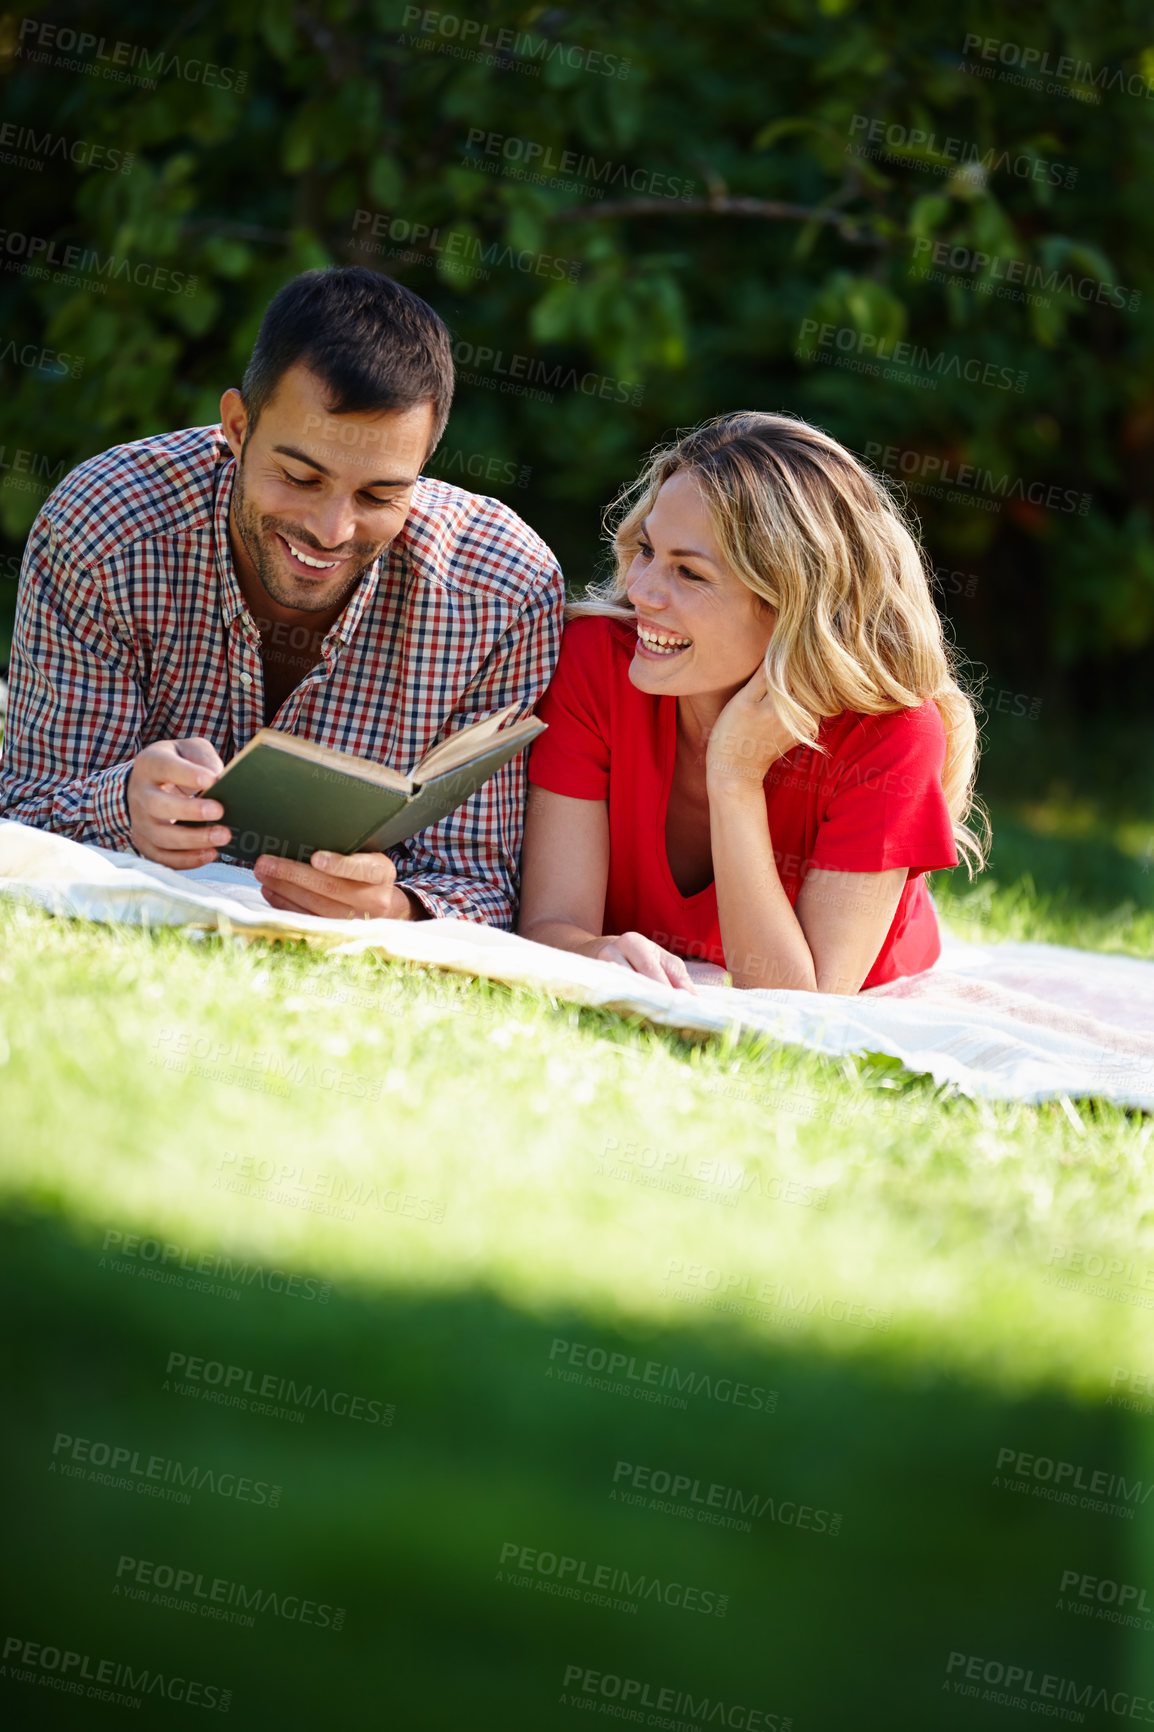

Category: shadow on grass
[3, 1209, 1152, 1729]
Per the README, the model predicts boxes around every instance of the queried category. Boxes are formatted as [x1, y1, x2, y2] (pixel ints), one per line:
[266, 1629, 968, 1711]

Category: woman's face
[624, 469, 775, 700]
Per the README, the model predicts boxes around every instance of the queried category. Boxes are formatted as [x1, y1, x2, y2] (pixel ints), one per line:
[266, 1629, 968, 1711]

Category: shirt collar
[329, 551, 384, 645]
[211, 440, 248, 629]
[210, 430, 386, 642]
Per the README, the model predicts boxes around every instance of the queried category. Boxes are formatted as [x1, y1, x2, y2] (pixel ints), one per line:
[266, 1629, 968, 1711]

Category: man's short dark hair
[241, 266, 454, 451]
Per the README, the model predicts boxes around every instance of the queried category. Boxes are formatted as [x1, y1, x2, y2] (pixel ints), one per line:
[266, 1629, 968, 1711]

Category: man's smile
[275, 532, 348, 574]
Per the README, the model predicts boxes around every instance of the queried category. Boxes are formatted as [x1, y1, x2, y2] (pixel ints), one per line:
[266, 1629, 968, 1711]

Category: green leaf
[436, 224, 487, 292]
[200, 237, 254, 278]
[529, 281, 583, 346]
[282, 110, 315, 174]
[909, 195, 951, 244]
[168, 286, 220, 338]
[753, 117, 828, 151]
[368, 155, 404, 209]
[261, 0, 298, 62]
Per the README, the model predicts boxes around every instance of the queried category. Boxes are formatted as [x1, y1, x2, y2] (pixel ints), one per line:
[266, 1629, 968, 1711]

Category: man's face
[221, 365, 437, 614]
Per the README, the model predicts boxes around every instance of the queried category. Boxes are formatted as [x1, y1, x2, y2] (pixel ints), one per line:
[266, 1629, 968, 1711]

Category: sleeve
[388, 564, 564, 928]
[525, 616, 612, 800]
[809, 704, 958, 875]
[0, 512, 141, 850]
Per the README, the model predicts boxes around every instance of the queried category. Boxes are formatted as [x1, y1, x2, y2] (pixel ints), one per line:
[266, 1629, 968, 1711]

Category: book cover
[197, 710, 545, 867]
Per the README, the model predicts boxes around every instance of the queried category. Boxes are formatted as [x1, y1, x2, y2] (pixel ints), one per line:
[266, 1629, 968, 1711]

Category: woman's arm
[517, 787, 695, 990]
[708, 775, 905, 991]
[706, 670, 906, 993]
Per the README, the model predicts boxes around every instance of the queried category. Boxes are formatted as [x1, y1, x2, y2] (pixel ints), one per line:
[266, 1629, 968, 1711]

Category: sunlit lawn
[4, 784, 1154, 1401]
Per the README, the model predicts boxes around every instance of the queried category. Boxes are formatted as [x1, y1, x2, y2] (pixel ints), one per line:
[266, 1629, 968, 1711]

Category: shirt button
[239, 672, 253, 687]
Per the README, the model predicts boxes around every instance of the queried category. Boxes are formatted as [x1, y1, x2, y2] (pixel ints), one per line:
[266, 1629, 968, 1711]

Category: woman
[518, 411, 985, 995]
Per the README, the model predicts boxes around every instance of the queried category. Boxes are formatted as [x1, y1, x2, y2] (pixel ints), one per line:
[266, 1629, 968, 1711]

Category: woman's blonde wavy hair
[570, 410, 988, 873]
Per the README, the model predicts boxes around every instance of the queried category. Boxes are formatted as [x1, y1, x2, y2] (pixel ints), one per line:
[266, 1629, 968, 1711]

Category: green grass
[2, 881, 1152, 1400]
[6, 803, 1154, 1729]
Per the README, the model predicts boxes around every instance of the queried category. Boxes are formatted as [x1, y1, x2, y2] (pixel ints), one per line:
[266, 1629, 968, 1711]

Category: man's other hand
[254, 848, 425, 921]
[127, 738, 230, 868]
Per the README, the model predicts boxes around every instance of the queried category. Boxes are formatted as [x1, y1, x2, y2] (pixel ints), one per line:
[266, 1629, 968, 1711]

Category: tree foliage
[2, 0, 1153, 714]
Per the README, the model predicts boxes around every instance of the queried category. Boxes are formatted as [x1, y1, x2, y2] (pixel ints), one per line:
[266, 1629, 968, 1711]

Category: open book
[195, 706, 545, 867]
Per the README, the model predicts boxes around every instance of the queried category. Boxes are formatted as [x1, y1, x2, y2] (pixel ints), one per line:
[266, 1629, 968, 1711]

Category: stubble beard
[231, 457, 381, 614]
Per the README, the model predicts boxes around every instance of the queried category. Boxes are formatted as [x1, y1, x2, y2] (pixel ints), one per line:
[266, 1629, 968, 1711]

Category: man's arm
[0, 514, 142, 848]
[0, 517, 231, 865]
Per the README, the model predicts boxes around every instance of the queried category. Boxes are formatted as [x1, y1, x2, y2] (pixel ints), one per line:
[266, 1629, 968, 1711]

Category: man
[0, 267, 564, 924]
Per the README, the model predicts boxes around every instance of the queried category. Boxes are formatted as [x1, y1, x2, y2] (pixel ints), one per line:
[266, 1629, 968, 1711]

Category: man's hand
[706, 665, 805, 792]
[254, 849, 424, 922]
[127, 737, 230, 868]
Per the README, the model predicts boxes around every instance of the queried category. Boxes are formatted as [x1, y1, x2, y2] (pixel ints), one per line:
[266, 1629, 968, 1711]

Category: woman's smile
[635, 617, 693, 659]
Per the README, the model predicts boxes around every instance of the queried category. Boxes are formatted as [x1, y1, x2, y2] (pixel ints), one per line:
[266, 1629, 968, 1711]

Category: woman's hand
[706, 664, 804, 793]
[582, 931, 697, 993]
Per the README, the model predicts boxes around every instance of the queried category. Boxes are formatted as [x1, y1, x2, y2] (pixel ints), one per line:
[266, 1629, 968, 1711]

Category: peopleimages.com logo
[50, 1429, 282, 1509]
[798, 319, 1026, 393]
[959, 33, 1154, 103]
[0, 122, 134, 174]
[2, 1635, 231, 1714]
[399, 7, 631, 79]
[945, 1649, 1154, 1721]
[462, 129, 695, 201]
[16, 17, 248, 91]
[865, 442, 1092, 518]
[114, 1553, 345, 1634]
[0, 446, 67, 498]
[661, 1258, 892, 1331]
[352, 208, 582, 282]
[847, 114, 1077, 187]
[992, 1444, 1154, 1521]
[1057, 1566, 1153, 1625]
[163, 1350, 396, 1427]
[0, 337, 84, 377]
[495, 1540, 728, 1618]
[0, 230, 197, 296]
[560, 1662, 792, 1730]
[449, 339, 643, 406]
[610, 1458, 842, 1538]
[911, 237, 1140, 311]
[100, 1228, 331, 1302]
[545, 1335, 778, 1415]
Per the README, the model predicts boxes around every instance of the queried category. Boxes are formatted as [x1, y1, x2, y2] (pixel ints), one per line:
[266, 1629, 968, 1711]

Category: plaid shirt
[0, 424, 564, 926]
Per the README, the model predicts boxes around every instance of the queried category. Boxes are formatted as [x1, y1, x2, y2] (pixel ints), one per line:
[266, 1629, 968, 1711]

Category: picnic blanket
[1, 817, 1152, 1110]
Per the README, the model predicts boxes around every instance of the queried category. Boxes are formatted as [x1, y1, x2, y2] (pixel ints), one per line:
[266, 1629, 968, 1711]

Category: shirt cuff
[396, 872, 514, 929]
[88, 760, 136, 852]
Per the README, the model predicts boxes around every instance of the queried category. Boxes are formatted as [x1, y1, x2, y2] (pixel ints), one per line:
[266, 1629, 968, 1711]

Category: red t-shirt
[527, 616, 959, 989]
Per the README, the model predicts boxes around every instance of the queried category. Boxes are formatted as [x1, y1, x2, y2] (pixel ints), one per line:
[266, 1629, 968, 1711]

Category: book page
[364, 718, 547, 851]
[411, 705, 529, 782]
